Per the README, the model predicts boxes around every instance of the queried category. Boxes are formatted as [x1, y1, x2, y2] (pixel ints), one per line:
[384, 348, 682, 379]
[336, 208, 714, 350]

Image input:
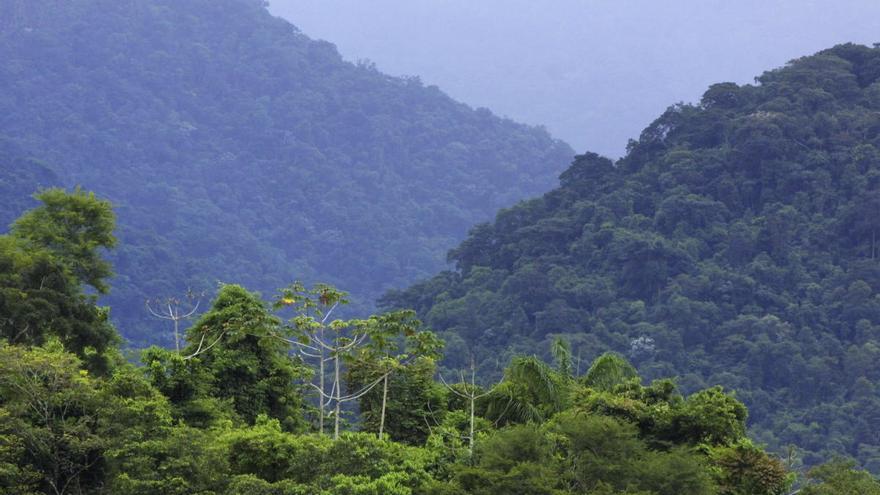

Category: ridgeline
[0, 0, 572, 345]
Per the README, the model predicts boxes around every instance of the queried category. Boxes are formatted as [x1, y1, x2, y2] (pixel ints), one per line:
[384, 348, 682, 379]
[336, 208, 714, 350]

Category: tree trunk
[173, 317, 180, 354]
[469, 364, 476, 455]
[378, 374, 388, 439]
[469, 395, 475, 455]
[318, 340, 325, 435]
[334, 351, 341, 440]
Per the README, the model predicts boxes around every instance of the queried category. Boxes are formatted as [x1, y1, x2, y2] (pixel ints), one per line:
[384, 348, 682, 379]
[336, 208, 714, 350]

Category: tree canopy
[383, 43, 880, 470]
[1, 192, 876, 493]
[0, 188, 118, 373]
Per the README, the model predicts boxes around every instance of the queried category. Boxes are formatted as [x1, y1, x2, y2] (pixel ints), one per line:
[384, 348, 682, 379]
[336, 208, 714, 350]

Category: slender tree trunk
[469, 395, 476, 455]
[468, 364, 476, 455]
[173, 317, 180, 354]
[334, 351, 341, 440]
[378, 374, 388, 439]
[318, 328, 325, 435]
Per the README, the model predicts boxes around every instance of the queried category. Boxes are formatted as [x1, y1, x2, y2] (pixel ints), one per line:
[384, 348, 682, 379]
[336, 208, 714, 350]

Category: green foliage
[0, 323, 797, 494]
[223, 416, 323, 484]
[483, 356, 570, 425]
[225, 475, 308, 495]
[800, 459, 880, 495]
[670, 386, 748, 446]
[456, 425, 563, 495]
[140, 345, 235, 428]
[349, 357, 447, 444]
[582, 352, 640, 391]
[385, 43, 880, 469]
[220, 418, 437, 494]
[0, 409, 41, 495]
[345, 309, 446, 443]
[456, 412, 717, 495]
[144, 284, 308, 430]
[102, 424, 228, 495]
[0, 190, 813, 494]
[709, 441, 791, 495]
[0, 341, 106, 495]
[12, 188, 116, 294]
[550, 337, 573, 377]
[0, 189, 118, 373]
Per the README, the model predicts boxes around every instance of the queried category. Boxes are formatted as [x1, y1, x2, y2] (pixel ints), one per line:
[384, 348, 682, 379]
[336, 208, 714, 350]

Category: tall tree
[12, 188, 116, 294]
[145, 292, 203, 354]
[439, 358, 502, 455]
[346, 310, 444, 443]
[0, 189, 118, 373]
[274, 282, 365, 438]
[148, 284, 308, 430]
[483, 355, 570, 426]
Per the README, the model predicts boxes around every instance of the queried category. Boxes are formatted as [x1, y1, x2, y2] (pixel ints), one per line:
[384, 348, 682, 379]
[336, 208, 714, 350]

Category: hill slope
[0, 0, 573, 344]
[383, 44, 880, 470]
[0, 140, 59, 228]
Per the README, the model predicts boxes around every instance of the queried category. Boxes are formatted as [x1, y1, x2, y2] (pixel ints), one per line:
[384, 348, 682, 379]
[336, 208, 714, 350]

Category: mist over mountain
[270, 0, 880, 157]
[0, 0, 573, 345]
[383, 44, 880, 470]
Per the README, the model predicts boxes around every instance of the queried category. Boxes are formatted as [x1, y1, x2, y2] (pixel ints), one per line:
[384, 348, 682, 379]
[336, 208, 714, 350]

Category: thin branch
[339, 372, 388, 402]
[439, 374, 472, 399]
[145, 303, 175, 320]
[11, 324, 30, 343]
[299, 349, 322, 359]
[179, 299, 201, 319]
[182, 331, 226, 360]
[320, 301, 340, 325]
[270, 332, 320, 352]
[309, 368, 393, 403]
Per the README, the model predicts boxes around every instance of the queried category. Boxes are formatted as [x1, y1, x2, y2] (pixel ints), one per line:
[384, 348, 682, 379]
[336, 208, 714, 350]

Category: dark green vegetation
[0, 0, 572, 345]
[7, 189, 875, 494]
[0, 142, 59, 229]
[0, 188, 118, 374]
[383, 44, 880, 471]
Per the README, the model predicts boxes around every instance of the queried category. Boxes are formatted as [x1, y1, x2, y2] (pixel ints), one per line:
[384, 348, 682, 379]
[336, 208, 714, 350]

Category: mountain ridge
[0, 0, 573, 345]
[383, 43, 880, 470]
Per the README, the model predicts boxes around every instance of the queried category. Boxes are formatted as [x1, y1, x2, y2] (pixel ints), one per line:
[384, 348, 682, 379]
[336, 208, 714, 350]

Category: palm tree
[581, 352, 639, 392]
[483, 355, 570, 425]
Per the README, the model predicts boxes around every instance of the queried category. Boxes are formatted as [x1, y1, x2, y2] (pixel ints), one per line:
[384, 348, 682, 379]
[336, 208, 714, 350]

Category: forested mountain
[0, 141, 59, 228]
[383, 44, 880, 471]
[0, 0, 572, 345]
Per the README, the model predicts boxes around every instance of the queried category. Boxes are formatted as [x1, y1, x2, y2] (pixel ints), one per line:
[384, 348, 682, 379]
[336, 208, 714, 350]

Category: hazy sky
[268, 1, 880, 157]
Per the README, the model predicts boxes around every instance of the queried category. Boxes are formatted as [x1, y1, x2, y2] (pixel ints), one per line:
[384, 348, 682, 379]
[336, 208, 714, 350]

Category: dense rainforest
[383, 44, 880, 471]
[2, 0, 880, 488]
[5, 189, 880, 494]
[0, 0, 572, 346]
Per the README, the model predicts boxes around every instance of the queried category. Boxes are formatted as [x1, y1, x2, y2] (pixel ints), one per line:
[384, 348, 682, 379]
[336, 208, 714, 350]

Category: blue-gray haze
[269, 0, 880, 157]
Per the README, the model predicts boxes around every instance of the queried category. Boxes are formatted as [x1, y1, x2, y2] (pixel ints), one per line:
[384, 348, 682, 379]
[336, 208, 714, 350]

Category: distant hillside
[0, 0, 573, 344]
[0, 140, 59, 228]
[383, 44, 880, 470]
